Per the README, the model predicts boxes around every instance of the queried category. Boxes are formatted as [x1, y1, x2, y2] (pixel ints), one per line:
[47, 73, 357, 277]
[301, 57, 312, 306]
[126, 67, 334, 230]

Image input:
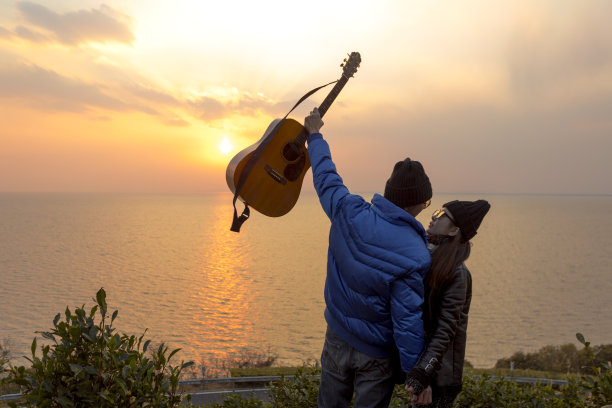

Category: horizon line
[1, 191, 611, 198]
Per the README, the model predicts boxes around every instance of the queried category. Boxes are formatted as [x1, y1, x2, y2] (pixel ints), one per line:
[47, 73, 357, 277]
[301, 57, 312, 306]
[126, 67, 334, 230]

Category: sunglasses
[431, 208, 456, 224]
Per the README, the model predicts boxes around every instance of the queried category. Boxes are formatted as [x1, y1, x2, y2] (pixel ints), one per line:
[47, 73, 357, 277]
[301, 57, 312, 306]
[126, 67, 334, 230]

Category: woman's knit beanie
[444, 199, 491, 242]
[384, 158, 432, 208]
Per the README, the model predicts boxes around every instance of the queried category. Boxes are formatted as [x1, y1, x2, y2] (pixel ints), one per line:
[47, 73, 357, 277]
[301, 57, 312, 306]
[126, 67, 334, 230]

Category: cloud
[0, 63, 129, 112]
[0, 62, 193, 126]
[14, 25, 50, 43]
[0, 26, 13, 39]
[505, 2, 612, 101]
[189, 91, 279, 120]
[163, 117, 190, 127]
[128, 84, 181, 106]
[16, 2, 134, 45]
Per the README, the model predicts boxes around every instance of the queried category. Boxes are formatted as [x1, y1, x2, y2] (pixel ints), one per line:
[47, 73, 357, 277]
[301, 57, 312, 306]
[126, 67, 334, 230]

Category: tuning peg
[340, 63, 344, 67]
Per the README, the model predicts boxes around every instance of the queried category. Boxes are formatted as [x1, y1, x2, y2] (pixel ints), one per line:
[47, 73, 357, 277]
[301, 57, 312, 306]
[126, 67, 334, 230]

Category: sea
[0, 192, 611, 371]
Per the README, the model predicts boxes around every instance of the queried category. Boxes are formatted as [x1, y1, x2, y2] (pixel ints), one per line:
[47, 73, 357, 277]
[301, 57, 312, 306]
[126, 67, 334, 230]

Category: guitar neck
[318, 75, 349, 118]
[295, 75, 350, 145]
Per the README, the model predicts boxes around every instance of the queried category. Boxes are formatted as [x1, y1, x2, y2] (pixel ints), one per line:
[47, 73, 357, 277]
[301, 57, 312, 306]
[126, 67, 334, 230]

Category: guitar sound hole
[284, 156, 306, 182]
[282, 142, 301, 162]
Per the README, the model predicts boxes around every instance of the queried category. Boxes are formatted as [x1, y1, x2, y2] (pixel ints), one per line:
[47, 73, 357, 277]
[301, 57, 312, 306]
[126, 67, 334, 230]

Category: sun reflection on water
[185, 198, 257, 372]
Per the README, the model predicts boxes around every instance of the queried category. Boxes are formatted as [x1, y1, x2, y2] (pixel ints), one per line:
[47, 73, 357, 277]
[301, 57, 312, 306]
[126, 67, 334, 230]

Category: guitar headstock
[340, 52, 361, 79]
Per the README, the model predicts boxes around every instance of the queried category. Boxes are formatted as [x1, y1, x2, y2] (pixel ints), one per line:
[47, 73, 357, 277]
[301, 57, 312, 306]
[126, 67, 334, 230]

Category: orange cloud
[0, 26, 13, 39]
[188, 91, 285, 121]
[0, 61, 281, 128]
[0, 63, 130, 112]
[505, 2, 612, 101]
[13, 24, 51, 43]
[15, 2, 134, 46]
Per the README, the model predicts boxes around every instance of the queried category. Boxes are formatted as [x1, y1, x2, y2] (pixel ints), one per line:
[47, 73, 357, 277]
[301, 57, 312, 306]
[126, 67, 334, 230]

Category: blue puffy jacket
[307, 133, 431, 371]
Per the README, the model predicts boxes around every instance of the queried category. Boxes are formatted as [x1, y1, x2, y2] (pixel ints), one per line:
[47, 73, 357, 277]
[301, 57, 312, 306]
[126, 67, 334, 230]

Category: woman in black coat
[405, 199, 490, 408]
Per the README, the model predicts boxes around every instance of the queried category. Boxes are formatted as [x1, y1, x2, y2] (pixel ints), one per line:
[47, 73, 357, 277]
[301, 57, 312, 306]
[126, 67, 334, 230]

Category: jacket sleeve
[405, 266, 469, 391]
[307, 133, 350, 220]
[390, 271, 425, 373]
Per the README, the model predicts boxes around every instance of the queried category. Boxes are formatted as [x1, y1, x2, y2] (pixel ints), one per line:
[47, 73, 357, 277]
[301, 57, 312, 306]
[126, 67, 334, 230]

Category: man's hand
[406, 385, 432, 405]
[304, 107, 324, 135]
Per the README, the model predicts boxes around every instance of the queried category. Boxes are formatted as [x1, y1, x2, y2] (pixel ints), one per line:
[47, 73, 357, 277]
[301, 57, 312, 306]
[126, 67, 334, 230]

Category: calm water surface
[0, 192, 610, 369]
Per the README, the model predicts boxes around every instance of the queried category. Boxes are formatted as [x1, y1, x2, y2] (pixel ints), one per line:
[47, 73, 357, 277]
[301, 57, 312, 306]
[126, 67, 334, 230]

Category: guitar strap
[230, 79, 338, 232]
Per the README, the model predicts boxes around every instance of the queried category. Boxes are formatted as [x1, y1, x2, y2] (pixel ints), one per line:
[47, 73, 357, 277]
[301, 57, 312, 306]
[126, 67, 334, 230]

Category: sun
[219, 137, 232, 155]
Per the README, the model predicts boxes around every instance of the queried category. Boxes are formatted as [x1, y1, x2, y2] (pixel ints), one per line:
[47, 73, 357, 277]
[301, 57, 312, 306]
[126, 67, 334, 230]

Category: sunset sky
[1, 1, 611, 195]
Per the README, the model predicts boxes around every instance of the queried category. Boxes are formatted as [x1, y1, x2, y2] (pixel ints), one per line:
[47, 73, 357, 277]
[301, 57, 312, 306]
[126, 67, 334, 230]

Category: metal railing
[0, 374, 570, 402]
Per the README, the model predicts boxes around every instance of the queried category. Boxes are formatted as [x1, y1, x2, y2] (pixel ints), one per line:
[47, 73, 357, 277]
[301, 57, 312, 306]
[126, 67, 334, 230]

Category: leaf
[70, 363, 83, 375]
[181, 361, 195, 369]
[111, 309, 118, 322]
[96, 288, 107, 316]
[168, 348, 181, 361]
[53, 313, 61, 326]
[576, 333, 586, 345]
[114, 333, 121, 349]
[31, 337, 36, 357]
[117, 378, 128, 395]
[108, 335, 117, 349]
[122, 365, 130, 379]
[56, 396, 75, 408]
[84, 365, 99, 376]
[40, 331, 55, 341]
[89, 325, 99, 340]
[143, 339, 151, 353]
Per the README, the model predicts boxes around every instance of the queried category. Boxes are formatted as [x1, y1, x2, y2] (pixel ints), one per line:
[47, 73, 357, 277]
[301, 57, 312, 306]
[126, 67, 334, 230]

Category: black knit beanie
[384, 158, 432, 208]
[444, 199, 491, 242]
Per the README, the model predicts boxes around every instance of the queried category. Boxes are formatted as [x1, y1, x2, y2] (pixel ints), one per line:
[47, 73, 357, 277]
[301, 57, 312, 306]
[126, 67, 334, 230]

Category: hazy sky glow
[1, 0, 611, 194]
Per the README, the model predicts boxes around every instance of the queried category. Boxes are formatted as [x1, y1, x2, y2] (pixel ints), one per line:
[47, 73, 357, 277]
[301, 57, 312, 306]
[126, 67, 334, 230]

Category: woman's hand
[407, 385, 432, 405]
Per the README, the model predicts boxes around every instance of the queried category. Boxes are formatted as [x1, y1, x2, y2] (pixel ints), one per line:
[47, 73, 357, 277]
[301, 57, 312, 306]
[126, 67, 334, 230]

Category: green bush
[204, 365, 321, 408]
[495, 338, 612, 374]
[267, 365, 320, 407]
[577, 333, 612, 406]
[0, 351, 6, 375]
[454, 374, 586, 408]
[206, 393, 267, 408]
[454, 333, 610, 408]
[2, 288, 194, 408]
[206, 333, 612, 407]
[0, 339, 11, 375]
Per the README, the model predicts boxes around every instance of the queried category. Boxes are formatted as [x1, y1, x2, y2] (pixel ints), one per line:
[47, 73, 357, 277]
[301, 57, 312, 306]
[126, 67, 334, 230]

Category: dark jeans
[318, 326, 395, 408]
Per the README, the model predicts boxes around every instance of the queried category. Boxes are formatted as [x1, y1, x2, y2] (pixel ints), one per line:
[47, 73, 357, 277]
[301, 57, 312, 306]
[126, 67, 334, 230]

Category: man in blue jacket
[304, 108, 432, 408]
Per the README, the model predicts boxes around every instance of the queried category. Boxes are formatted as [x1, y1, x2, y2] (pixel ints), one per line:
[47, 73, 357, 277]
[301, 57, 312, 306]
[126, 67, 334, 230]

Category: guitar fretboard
[319, 75, 349, 118]
[295, 75, 350, 146]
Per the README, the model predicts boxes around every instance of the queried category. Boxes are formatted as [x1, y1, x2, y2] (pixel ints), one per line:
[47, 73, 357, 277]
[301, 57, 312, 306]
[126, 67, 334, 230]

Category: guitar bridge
[265, 165, 287, 185]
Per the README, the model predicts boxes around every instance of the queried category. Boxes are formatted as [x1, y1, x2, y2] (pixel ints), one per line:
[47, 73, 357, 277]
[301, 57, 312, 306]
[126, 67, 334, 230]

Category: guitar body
[226, 118, 311, 217]
[226, 51, 360, 222]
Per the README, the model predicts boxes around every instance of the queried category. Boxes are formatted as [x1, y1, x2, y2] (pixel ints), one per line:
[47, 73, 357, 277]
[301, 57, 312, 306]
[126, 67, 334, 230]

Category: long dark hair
[423, 233, 472, 336]
[426, 233, 471, 292]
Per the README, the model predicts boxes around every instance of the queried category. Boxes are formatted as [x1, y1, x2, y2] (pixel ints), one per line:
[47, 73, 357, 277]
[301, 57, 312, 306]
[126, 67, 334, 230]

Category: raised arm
[305, 108, 350, 220]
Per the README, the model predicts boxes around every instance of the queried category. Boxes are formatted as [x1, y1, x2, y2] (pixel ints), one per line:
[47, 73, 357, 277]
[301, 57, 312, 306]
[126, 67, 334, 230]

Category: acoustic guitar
[226, 52, 361, 217]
